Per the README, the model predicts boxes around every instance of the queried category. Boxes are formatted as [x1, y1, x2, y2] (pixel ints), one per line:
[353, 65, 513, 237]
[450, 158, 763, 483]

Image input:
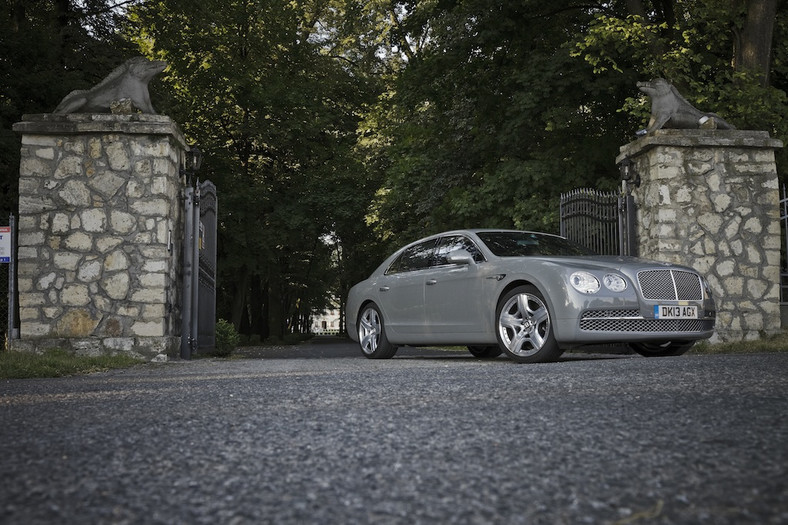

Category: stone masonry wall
[11, 114, 186, 360]
[618, 129, 784, 343]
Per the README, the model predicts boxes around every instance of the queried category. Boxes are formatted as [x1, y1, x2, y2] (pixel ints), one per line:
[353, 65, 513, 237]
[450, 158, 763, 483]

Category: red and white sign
[0, 226, 10, 263]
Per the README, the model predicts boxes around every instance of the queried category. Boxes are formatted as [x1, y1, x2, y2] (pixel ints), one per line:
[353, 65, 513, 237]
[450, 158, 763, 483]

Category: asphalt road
[1, 339, 787, 524]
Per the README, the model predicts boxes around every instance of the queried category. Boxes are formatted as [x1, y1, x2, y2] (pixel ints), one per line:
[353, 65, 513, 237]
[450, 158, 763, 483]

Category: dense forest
[2, 0, 786, 340]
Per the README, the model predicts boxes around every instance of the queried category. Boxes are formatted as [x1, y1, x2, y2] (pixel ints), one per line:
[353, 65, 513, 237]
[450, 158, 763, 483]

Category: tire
[357, 303, 398, 359]
[467, 345, 503, 359]
[496, 285, 563, 363]
[630, 340, 695, 357]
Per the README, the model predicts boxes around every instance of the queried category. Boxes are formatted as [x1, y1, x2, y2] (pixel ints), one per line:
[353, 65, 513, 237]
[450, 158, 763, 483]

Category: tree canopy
[1, 0, 786, 340]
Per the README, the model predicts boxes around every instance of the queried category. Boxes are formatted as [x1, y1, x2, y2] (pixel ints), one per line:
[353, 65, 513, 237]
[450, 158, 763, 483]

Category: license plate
[654, 305, 698, 319]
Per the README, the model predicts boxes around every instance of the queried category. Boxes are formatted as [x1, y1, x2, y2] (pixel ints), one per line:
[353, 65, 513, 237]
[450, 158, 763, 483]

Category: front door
[424, 235, 486, 334]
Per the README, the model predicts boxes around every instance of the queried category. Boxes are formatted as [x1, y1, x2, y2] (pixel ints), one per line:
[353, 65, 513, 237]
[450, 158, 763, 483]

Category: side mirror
[446, 249, 474, 265]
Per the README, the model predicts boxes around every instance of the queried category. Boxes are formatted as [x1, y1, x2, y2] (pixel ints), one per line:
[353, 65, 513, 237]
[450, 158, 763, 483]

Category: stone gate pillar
[11, 113, 187, 360]
[617, 129, 783, 343]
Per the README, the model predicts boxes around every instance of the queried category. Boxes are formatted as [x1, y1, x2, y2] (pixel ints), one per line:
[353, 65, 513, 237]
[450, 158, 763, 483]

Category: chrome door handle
[379, 286, 390, 292]
[426, 279, 437, 286]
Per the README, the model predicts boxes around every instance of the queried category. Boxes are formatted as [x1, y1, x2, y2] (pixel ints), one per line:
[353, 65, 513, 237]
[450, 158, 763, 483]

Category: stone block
[131, 287, 166, 304]
[55, 308, 101, 337]
[104, 249, 130, 271]
[132, 320, 165, 337]
[64, 231, 93, 251]
[54, 156, 83, 179]
[54, 252, 82, 270]
[20, 157, 50, 177]
[101, 272, 130, 300]
[81, 208, 107, 232]
[89, 172, 125, 199]
[61, 284, 90, 306]
[59, 180, 91, 206]
[106, 142, 130, 171]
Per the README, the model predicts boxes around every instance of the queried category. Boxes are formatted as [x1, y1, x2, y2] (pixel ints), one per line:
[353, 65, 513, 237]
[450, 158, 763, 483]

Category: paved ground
[1, 338, 787, 524]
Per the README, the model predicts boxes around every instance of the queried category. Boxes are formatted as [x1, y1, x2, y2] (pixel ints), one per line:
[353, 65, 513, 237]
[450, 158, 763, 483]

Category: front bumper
[579, 307, 715, 337]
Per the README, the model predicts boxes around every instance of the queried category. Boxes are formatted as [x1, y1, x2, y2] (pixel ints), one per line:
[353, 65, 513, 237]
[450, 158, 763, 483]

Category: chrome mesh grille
[581, 309, 640, 319]
[638, 270, 703, 301]
[579, 309, 713, 333]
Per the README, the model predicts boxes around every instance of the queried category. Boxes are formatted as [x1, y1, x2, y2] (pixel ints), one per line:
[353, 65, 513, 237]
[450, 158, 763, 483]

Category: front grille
[638, 270, 703, 301]
[580, 309, 714, 333]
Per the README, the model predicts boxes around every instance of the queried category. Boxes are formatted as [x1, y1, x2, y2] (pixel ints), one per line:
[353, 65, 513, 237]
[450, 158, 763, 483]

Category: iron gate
[781, 184, 788, 305]
[181, 179, 217, 358]
[559, 188, 636, 256]
[197, 181, 217, 352]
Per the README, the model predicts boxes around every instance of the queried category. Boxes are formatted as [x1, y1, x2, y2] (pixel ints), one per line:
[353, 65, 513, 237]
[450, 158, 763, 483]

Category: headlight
[570, 271, 600, 294]
[603, 274, 627, 292]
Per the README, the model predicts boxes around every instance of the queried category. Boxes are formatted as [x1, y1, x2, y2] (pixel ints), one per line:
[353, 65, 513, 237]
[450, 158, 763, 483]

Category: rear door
[376, 238, 437, 335]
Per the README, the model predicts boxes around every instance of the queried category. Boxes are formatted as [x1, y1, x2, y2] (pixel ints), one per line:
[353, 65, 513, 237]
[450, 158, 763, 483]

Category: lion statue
[54, 56, 167, 114]
[636, 78, 735, 135]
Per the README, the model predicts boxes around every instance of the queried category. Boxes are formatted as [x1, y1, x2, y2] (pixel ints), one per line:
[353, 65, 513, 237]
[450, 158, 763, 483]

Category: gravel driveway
[1, 339, 786, 524]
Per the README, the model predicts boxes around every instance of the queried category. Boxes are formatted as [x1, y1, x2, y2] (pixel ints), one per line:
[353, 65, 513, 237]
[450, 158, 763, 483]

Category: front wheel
[630, 340, 694, 357]
[357, 303, 398, 359]
[496, 285, 562, 363]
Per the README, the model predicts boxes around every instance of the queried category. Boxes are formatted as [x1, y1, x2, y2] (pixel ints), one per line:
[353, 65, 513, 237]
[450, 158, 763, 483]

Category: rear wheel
[357, 303, 398, 359]
[630, 340, 694, 357]
[496, 285, 563, 363]
[467, 346, 503, 359]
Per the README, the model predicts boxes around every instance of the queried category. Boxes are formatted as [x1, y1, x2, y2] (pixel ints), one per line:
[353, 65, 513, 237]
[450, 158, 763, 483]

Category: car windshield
[476, 231, 595, 257]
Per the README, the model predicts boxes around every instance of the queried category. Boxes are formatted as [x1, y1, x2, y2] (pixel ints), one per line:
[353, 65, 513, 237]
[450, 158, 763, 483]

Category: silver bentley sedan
[346, 229, 716, 363]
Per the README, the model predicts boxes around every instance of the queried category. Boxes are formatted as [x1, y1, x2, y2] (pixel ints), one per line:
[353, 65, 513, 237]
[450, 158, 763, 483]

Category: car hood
[498, 255, 696, 273]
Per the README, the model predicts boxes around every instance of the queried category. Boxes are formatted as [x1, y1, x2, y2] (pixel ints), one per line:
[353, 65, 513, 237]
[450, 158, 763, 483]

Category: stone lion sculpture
[54, 56, 167, 114]
[636, 78, 735, 135]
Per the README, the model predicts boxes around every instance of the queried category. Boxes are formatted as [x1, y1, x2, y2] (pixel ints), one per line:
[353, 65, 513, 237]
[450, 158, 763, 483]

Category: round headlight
[603, 274, 627, 292]
[570, 271, 600, 294]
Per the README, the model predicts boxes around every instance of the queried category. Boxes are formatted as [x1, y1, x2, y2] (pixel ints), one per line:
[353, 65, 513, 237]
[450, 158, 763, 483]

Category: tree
[128, 0, 381, 339]
[0, 0, 137, 218]
[362, 1, 635, 248]
[575, 0, 787, 177]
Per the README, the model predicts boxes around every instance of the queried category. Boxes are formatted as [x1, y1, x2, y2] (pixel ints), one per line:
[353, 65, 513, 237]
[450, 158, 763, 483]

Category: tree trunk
[733, 0, 778, 86]
[230, 265, 250, 330]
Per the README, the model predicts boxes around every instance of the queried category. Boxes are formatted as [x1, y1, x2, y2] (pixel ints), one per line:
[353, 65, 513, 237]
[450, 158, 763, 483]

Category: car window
[434, 235, 486, 265]
[477, 231, 595, 257]
[386, 239, 437, 274]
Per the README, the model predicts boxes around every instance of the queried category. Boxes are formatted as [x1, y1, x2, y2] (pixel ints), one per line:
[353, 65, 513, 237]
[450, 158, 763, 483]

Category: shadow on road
[232, 336, 631, 362]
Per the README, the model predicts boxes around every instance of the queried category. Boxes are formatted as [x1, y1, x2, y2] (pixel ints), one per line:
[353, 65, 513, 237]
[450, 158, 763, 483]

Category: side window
[434, 235, 486, 266]
[386, 239, 437, 274]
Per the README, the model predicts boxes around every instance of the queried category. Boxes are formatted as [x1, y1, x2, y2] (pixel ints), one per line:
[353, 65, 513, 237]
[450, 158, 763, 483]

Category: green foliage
[213, 319, 241, 357]
[2, 0, 786, 342]
[0, 349, 144, 379]
[363, 1, 632, 247]
[0, 0, 138, 218]
[573, 0, 788, 176]
[127, 0, 382, 338]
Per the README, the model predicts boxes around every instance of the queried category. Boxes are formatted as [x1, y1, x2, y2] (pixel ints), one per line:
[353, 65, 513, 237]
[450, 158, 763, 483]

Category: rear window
[386, 239, 437, 274]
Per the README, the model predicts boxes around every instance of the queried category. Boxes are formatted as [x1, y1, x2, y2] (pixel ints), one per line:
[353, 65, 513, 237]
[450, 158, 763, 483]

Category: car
[346, 229, 716, 363]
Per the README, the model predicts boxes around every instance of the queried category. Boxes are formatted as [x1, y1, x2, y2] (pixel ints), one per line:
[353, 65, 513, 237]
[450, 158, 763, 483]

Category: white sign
[0, 226, 9, 263]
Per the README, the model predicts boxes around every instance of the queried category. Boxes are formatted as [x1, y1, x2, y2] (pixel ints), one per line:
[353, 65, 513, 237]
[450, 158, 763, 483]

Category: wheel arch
[498, 279, 554, 310]
[495, 278, 560, 335]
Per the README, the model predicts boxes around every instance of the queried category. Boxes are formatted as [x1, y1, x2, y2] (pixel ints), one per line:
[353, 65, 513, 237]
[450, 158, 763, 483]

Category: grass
[0, 348, 145, 380]
[691, 332, 788, 355]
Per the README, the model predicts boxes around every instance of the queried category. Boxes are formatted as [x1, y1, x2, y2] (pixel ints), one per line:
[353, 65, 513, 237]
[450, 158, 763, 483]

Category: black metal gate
[197, 181, 217, 352]
[780, 185, 788, 305]
[559, 188, 636, 256]
[181, 179, 217, 358]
